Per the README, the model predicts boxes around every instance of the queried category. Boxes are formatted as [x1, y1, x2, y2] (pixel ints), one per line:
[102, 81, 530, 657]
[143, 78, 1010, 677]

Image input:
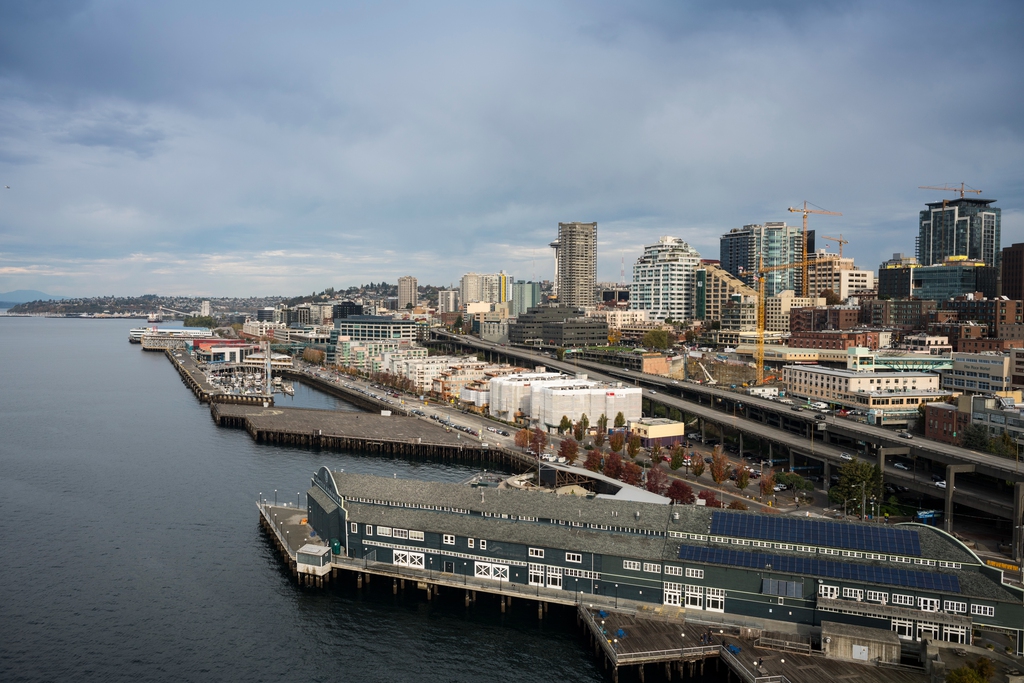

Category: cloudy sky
[1, 0, 1022, 297]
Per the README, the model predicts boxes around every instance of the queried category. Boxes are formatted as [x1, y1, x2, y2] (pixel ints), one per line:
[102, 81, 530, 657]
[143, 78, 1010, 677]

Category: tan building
[695, 261, 756, 323]
[764, 290, 825, 333]
[398, 276, 418, 309]
[588, 309, 649, 329]
[806, 251, 875, 300]
[628, 418, 687, 448]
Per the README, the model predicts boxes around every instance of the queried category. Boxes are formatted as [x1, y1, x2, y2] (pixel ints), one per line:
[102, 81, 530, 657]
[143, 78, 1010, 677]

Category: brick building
[789, 306, 861, 333]
[860, 299, 937, 331]
[957, 338, 1024, 353]
[937, 296, 1023, 338]
[924, 402, 971, 445]
[788, 330, 883, 350]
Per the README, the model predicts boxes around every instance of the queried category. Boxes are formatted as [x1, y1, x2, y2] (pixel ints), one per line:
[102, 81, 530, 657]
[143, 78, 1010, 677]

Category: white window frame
[479, 540, 487, 550]
[943, 624, 969, 644]
[566, 552, 582, 564]
[468, 538, 475, 549]
[818, 584, 839, 600]
[394, 551, 424, 568]
[917, 622, 939, 641]
[891, 594, 914, 606]
[685, 568, 704, 579]
[664, 582, 682, 606]
[866, 591, 888, 604]
[376, 526, 392, 537]
[350, 522, 358, 533]
[409, 530, 424, 541]
[643, 563, 661, 574]
[366, 525, 373, 536]
[970, 604, 995, 617]
[943, 600, 967, 614]
[843, 587, 864, 601]
[665, 565, 683, 576]
[706, 587, 725, 612]
[529, 547, 545, 559]
[685, 585, 703, 609]
[546, 565, 562, 589]
[623, 560, 641, 571]
[892, 617, 914, 640]
[917, 597, 939, 612]
[528, 563, 544, 587]
[392, 528, 409, 540]
[442, 534, 455, 545]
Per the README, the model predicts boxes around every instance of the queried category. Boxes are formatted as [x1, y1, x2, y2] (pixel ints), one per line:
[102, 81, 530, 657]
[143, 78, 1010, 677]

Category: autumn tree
[691, 457, 706, 478]
[650, 443, 663, 463]
[698, 490, 722, 508]
[614, 411, 626, 429]
[734, 467, 750, 491]
[595, 428, 607, 448]
[819, 288, 841, 306]
[642, 328, 674, 350]
[603, 452, 623, 479]
[573, 420, 584, 442]
[584, 449, 602, 472]
[558, 438, 579, 464]
[620, 462, 642, 486]
[579, 413, 590, 433]
[760, 468, 776, 498]
[710, 447, 730, 484]
[670, 444, 686, 470]
[728, 500, 748, 510]
[667, 480, 695, 504]
[529, 427, 548, 456]
[646, 464, 668, 495]
[514, 428, 530, 450]
[627, 433, 642, 459]
[608, 431, 624, 452]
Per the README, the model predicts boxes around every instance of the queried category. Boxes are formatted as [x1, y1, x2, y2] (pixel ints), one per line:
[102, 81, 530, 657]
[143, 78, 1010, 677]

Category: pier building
[306, 468, 1024, 654]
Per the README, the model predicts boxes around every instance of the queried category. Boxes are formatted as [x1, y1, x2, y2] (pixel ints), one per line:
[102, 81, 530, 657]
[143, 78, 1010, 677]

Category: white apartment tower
[555, 222, 597, 308]
[630, 236, 702, 321]
[438, 289, 459, 313]
[398, 276, 418, 309]
[460, 272, 483, 304]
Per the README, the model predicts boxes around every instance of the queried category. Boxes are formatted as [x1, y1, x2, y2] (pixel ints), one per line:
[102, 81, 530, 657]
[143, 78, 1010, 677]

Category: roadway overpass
[431, 330, 1024, 561]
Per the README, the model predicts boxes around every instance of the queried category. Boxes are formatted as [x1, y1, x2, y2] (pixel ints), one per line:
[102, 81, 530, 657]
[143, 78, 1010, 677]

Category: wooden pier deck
[216, 404, 534, 465]
[165, 349, 271, 405]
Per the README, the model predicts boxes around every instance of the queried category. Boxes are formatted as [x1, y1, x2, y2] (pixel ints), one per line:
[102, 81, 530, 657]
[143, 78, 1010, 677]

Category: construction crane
[698, 362, 717, 385]
[787, 201, 842, 297]
[919, 183, 983, 213]
[753, 254, 841, 385]
[820, 234, 848, 257]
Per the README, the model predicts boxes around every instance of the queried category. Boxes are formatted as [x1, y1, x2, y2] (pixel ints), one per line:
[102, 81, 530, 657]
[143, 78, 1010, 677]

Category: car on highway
[790, 406, 803, 412]
[839, 452, 853, 461]
[898, 431, 914, 439]
[894, 462, 910, 471]
[935, 480, 947, 489]
[648, 389, 657, 394]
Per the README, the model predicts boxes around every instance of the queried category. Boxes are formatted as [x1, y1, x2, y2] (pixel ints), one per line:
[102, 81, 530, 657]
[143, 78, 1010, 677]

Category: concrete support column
[700, 419, 706, 443]
[823, 461, 831, 491]
[739, 432, 744, 457]
[1014, 482, 1024, 567]
[943, 464, 975, 534]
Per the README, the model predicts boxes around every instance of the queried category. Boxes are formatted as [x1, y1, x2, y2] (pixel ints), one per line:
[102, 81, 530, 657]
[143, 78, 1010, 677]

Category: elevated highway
[431, 331, 1024, 559]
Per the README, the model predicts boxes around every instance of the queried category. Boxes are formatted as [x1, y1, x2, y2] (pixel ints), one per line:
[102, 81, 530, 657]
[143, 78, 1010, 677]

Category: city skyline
[0, 1, 1022, 297]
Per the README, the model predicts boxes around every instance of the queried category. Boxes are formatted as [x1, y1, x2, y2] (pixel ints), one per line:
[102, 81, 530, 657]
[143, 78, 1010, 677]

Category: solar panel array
[678, 544, 960, 593]
[710, 511, 922, 556]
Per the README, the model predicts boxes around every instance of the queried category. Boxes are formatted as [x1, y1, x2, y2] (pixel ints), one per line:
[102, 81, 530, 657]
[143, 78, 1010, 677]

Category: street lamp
[614, 583, 619, 609]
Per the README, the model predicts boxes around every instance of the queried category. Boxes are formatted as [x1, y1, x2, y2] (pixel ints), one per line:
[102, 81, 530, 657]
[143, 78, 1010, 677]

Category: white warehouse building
[531, 379, 642, 430]
[488, 371, 564, 422]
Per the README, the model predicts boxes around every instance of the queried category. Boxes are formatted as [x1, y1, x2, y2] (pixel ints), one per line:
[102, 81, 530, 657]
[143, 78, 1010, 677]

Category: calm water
[0, 318, 719, 683]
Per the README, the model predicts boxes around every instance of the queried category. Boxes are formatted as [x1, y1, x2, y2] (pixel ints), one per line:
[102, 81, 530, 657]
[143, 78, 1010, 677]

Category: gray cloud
[0, 0, 1021, 296]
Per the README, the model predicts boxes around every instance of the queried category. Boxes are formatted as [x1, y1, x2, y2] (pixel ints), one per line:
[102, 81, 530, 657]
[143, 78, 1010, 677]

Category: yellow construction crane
[753, 254, 841, 385]
[919, 183, 983, 213]
[788, 201, 842, 297]
[820, 234, 848, 257]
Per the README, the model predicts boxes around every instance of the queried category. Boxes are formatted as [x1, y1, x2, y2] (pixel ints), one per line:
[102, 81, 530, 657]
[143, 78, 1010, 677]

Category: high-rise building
[1002, 243, 1024, 301]
[200, 300, 211, 317]
[460, 272, 483, 304]
[480, 271, 514, 303]
[398, 276, 418, 309]
[805, 251, 875, 300]
[629, 236, 701, 321]
[917, 197, 1001, 268]
[511, 281, 542, 317]
[437, 290, 459, 314]
[877, 253, 920, 299]
[555, 222, 597, 308]
[720, 223, 812, 296]
[693, 261, 757, 323]
[913, 258, 998, 301]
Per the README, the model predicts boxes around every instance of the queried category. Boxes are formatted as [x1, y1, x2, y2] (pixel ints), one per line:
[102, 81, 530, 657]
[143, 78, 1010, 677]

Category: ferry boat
[128, 327, 156, 343]
[147, 313, 164, 323]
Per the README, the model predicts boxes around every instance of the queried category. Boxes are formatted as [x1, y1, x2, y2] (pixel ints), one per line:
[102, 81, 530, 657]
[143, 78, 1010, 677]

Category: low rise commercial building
[628, 418, 687, 448]
[508, 306, 607, 346]
[938, 297, 1023, 338]
[939, 353, 1013, 395]
[764, 291, 825, 333]
[957, 338, 1024, 354]
[488, 371, 564, 422]
[788, 330, 883, 351]
[789, 306, 860, 333]
[924, 402, 972, 445]
[531, 379, 642, 430]
[860, 299, 937, 331]
[901, 334, 952, 355]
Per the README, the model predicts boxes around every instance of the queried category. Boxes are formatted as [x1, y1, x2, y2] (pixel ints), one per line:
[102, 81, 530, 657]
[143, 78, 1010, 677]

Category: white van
[810, 402, 829, 410]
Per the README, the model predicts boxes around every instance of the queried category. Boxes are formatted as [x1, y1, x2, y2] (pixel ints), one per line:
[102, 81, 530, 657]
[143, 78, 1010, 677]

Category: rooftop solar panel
[709, 511, 922, 556]
[677, 544, 958, 593]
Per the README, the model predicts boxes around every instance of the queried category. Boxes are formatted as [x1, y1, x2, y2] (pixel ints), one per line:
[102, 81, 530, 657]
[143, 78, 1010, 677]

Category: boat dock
[216, 403, 534, 465]
[165, 349, 271, 405]
[257, 501, 931, 683]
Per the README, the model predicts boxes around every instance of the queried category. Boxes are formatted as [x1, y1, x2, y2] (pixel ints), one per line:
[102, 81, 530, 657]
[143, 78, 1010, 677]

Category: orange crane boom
[918, 183, 982, 199]
[787, 201, 841, 296]
[821, 235, 848, 258]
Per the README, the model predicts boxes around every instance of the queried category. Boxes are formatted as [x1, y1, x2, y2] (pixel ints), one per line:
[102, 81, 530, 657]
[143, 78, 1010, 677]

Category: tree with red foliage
[558, 438, 579, 464]
[760, 467, 776, 498]
[514, 428, 530, 450]
[698, 489, 722, 508]
[728, 500, 748, 510]
[530, 427, 548, 456]
[646, 464, 668, 495]
[584, 449, 602, 472]
[620, 461, 642, 486]
[667, 480, 695, 504]
[710, 446, 729, 484]
[603, 452, 623, 479]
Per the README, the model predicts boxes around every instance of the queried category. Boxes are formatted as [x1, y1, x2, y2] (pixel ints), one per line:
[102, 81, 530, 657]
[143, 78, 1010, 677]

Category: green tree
[594, 428, 607, 448]
[961, 424, 989, 451]
[183, 315, 216, 328]
[405, 302, 413, 309]
[641, 329, 674, 350]
[556, 347, 566, 361]
[453, 314, 464, 331]
[827, 459, 881, 515]
[945, 666, 985, 683]
[650, 443, 663, 463]
[580, 413, 590, 432]
[992, 431, 1014, 457]
[573, 420, 584, 441]
[627, 433, 642, 459]
[597, 414, 609, 432]
[558, 415, 572, 435]
[670, 444, 686, 470]
[614, 411, 626, 429]
[776, 472, 814, 492]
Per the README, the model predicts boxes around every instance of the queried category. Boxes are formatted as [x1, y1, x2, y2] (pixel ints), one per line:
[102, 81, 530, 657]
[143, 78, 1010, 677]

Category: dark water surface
[0, 318, 718, 683]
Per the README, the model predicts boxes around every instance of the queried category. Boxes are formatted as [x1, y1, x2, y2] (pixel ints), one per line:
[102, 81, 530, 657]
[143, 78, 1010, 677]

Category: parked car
[704, 456, 713, 464]
[773, 484, 787, 492]
[839, 452, 853, 461]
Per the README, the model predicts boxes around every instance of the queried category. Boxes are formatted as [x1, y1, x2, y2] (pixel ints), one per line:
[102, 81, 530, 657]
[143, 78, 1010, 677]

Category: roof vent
[635, 511, 640, 520]
[672, 512, 680, 520]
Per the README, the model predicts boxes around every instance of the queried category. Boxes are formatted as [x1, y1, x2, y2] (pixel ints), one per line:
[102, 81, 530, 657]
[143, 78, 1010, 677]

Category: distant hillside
[0, 290, 69, 304]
